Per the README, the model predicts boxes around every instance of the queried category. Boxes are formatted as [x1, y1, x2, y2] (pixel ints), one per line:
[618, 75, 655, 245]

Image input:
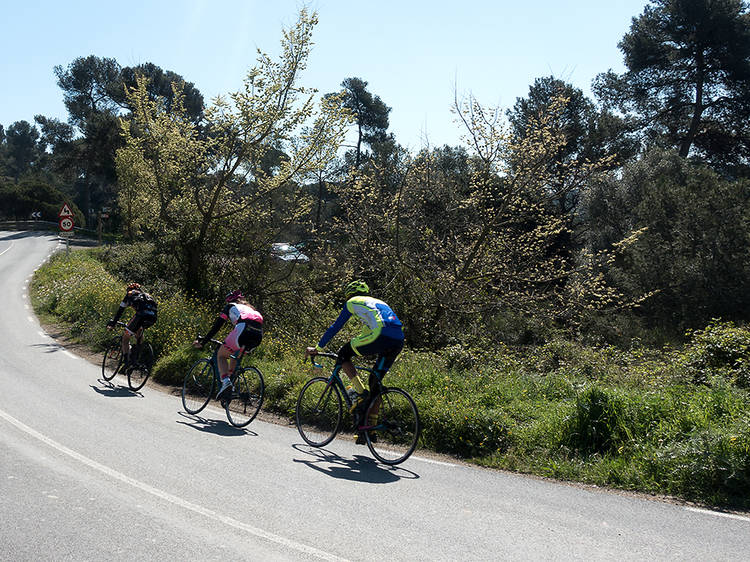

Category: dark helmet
[127, 282, 141, 292]
[343, 280, 369, 299]
[225, 289, 244, 303]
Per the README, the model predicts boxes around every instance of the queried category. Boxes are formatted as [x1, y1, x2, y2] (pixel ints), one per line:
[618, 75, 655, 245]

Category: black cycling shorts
[126, 311, 157, 335]
[224, 320, 263, 353]
[336, 335, 404, 377]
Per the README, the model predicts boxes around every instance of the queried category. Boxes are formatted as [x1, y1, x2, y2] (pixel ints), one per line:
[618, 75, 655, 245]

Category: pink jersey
[220, 303, 263, 326]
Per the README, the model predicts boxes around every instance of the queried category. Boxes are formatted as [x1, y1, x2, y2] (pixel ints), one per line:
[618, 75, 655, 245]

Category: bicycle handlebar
[309, 351, 339, 369]
[196, 335, 223, 347]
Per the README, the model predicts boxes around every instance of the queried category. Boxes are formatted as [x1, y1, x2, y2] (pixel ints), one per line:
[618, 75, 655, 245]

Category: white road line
[38, 331, 48, 338]
[62, 350, 77, 359]
[685, 507, 750, 523]
[0, 408, 348, 562]
[27, 316, 34, 323]
[413, 456, 458, 468]
[0, 241, 14, 256]
[24, 304, 29, 310]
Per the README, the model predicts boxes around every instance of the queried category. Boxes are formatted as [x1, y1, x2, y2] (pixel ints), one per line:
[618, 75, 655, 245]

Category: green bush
[33, 249, 216, 357]
[647, 424, 750, 505]
[682, 320, 750, 387]
[32, 251, 122, 349]
[561, 386, 631, 456]
[151, 344, 205, 386]
[420, 399, 510, 458]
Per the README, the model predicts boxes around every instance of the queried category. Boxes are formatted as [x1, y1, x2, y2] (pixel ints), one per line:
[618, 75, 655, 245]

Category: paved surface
[1, 230, 749, 561]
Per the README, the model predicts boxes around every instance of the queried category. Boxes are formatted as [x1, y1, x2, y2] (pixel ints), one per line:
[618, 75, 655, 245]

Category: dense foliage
[5, 3, 750, 339]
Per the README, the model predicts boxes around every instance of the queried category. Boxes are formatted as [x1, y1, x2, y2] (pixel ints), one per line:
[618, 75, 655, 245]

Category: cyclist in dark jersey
[306, 280, 404, 443]
[107, 282, 158, 369]
[193, 290, 263, 401]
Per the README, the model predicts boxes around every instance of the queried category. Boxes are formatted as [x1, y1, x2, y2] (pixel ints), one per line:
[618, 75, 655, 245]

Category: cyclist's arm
[201, 316, 226, 343]
[316, 305, 352, 351]
[109, 298, 129, 325]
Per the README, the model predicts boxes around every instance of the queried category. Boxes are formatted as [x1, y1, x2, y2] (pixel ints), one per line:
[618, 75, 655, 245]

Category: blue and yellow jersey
[316, 295, 404, 354]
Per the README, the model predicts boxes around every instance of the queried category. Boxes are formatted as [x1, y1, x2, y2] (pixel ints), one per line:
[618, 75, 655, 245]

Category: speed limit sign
[59, 217, 74, 232]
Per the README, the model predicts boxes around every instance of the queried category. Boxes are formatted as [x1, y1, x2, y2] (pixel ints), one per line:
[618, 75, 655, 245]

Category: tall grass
[32, 249, 750, 508]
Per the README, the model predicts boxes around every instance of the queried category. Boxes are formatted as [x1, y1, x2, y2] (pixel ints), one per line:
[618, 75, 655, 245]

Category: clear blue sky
[1, 0, 649, 150]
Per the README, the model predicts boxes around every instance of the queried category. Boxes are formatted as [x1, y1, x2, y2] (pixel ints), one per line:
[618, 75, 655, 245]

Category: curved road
[1, 231, 749, 561]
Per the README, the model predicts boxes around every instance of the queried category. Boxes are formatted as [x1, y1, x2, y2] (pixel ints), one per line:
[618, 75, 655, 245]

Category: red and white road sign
[59, 203, 74, 218]
[59, 217, 74, 232]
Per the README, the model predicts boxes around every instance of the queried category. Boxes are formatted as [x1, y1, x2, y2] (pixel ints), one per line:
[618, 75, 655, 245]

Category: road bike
[101, 321, 155, 391]
[296, 352, 420, 465]
[181, 338, 265, 428]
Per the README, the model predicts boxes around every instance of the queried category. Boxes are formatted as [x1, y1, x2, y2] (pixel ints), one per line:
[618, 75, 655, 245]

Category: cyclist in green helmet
[306, 280, 405, 443]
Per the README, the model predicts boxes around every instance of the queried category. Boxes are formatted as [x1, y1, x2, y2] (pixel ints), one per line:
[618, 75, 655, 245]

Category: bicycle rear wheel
[128, 342, 154, 391]
[295, 377, 342, 447]
[224, 366, 265, 427]
[181, 358, 215, 415]
[101, 337, 122, 381]
[365, 387, 420, 465]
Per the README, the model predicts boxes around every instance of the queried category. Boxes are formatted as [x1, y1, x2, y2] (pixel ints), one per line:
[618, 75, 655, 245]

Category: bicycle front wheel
[181, 359, 215, 415]
[365, 387, 420, 465]
[101, 337, 122, 381]
[225, 367, 265, 428]
[295, 377, 342, 447]
[128, 342, 154, 391]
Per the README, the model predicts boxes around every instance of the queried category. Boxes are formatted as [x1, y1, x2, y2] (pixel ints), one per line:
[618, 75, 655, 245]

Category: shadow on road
[30, 342, 70, 354]
[291, 443, 420, 483]
[176, 410, 257, 437]
[90, 382, 143, 398]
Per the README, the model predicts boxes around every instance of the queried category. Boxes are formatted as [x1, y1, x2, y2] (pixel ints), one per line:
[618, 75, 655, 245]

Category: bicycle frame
[300, 352, 420, 464]
[203, 338, 246, 386]
[310, 352, 383, 430]
[114, 319, 147, 347]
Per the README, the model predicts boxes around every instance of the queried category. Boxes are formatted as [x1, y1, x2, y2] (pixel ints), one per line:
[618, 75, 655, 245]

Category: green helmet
[344, 280, 369, 299]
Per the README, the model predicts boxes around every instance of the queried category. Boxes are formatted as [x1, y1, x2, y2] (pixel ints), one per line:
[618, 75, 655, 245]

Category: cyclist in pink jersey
[193, 290, 263, 400]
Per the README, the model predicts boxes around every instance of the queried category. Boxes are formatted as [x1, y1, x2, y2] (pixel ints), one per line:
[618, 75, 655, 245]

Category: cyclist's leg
[223, 322, 259, 377]
[216, 324, 245, 399]
[224, 322, 252, 376]
[122, 315, 142, 360]
[217, 342, 233, 378]
[365, 338, 405, 422]
[336, 342, 365, 394]
[137, 313, 156, 349]
[235, 325, 262, 369]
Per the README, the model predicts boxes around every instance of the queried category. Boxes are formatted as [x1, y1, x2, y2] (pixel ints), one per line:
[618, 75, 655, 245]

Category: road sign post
[58, 205, 75, 253]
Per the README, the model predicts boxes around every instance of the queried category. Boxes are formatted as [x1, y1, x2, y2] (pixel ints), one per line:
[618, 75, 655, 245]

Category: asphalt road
[1, 230, 749, 561]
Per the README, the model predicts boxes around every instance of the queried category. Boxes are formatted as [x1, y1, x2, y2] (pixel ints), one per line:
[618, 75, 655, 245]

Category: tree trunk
[316, 175, 325, 229]
[355, 120, 363, 168]
[184, 242, 205, 296]
[680, 51, 705, 158]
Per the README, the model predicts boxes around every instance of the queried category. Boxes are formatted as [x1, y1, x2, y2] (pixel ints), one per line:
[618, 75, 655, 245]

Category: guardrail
[0, 220, 101, 236]
[0, 220, 59, 231]
[0, 220, 117, 243]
